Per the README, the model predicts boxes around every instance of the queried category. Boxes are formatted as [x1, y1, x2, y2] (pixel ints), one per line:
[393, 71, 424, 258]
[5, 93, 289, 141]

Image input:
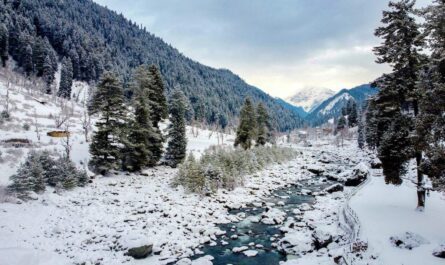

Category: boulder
[433, 245, 445, 259]
[345, 163, 369, 186]
[324, 183, 344, 193]
[370, 157, 382, 169]
[307, 165, 325, 175]
[389, 232, 429, 250]
[125, 244, 153, 259]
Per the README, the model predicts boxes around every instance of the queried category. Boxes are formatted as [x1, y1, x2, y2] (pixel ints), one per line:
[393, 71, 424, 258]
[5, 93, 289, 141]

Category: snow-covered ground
[1, 71, 445, 265]
[350, 169, 445, 265]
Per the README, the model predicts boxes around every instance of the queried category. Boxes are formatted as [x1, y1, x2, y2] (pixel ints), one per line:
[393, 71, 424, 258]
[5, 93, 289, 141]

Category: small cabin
[47, 131, 70, 138]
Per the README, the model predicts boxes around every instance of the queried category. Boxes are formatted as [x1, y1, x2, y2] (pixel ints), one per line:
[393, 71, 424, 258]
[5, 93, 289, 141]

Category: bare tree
[53, 99, 72, 129]
[61, 122, 72, 160]
[81, 100, 92, 142]
[33, 110, 41, 142]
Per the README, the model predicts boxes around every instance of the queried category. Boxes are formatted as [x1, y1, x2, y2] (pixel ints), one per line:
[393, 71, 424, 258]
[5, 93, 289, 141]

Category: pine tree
[235, 98, 256, 150]
[58, 57, 73, 99]
[23, 44, 33, 75]
[0, 23, 9, 67]
[8, 151, 45, 199]
[122, 95, 154, 172]
[165, 89, 187, 167]
[371, 0, 425, 207]
[337, 116, 347, 131]
[256, 102, 271, 146]
[417, 0, 445, 191]
[89, 72, 128, 175]
[347, 100, 358, 127]
[148, 64, 168, 128]
[42, 55, 55, 93]
[357, 110, 365, 149]
[131, 65, 164, 166]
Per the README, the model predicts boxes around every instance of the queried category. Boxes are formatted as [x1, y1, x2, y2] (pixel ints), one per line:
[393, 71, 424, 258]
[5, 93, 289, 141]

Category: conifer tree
[370, 0, 425, 207]
[131, 65, 164, 166]
[58, 57, 73, 99]
[8, 151, 45, 199]
[256, 102, 271, 146]
[122, 95, 155, 171]
[0, 23, 9, 67]
[148, 64, 168, 127]
[89, 72, 128, 174]
[357, 110, 365, 149]
[235, 98, 256, 150]
[42, 55, 55, 93]
[165, 89, 187, 167]
[417, 0, 445, 191]
[23, 44, 33, 75]
[347, 100, 358, 127]
[337, 116, 347, 131]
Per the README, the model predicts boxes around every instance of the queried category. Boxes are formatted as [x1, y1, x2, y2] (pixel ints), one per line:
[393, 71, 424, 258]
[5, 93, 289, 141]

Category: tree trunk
[416, 151, 425, 211]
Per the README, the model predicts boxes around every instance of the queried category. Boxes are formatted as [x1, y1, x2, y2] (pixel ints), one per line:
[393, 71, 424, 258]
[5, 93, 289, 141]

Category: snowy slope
[305, 84, 378, 126]
[350, 170, 445, 265]
[286, 88, 335, 113]
[0, 72, 234, 186]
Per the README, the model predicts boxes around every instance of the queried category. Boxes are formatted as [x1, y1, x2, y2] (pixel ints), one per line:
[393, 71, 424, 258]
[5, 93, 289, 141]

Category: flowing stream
[191, 178, 334, 265]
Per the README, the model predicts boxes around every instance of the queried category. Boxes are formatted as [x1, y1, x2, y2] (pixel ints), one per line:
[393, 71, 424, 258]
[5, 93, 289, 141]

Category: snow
[350, 171, 445, 265]
[286, 88, 336, 113]
[320, 92, 351, 115]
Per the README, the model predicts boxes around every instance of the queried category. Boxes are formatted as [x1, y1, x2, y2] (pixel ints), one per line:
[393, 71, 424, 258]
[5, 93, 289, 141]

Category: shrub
[23, 123, 30, 131]
[8, 150, 89, 200]
[174, 146, 297, 194]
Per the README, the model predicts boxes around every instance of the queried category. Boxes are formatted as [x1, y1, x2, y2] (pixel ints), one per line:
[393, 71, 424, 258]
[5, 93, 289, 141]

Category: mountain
[286, 88, 336, 114]
[275, 98, 308, 118]
[0, 0, 303, 132]
[306, 84, 379, 126]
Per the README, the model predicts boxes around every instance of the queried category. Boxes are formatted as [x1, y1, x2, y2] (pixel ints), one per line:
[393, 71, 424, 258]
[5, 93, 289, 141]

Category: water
[192, 178, 333, 265]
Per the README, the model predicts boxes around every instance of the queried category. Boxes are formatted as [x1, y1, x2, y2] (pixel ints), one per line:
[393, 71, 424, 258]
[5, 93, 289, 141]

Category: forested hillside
[0, 0, 303, 131]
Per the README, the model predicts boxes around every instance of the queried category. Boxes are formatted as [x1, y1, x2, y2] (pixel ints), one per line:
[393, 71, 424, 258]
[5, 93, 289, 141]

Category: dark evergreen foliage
[256, 102, 271, 146]
[8, 150, 87, 199]
[89, 72, 128, 174]
[0, 0, 303, 131]
[0, 23, 8, 67]
[235, 98, 256, 150]
[58, 57, 73, 99]
[165, 89, 187, 167]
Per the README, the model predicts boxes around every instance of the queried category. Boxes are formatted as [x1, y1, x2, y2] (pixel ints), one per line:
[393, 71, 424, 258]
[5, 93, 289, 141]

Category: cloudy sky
[94, 0, 430, 99]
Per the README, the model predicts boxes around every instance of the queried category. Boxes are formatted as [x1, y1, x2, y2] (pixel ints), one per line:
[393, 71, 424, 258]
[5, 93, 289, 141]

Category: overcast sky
[94, 0, 430, 99]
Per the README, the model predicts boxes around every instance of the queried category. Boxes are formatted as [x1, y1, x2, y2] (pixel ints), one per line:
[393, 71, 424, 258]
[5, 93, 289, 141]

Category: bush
[174, 146, 297, 194]
[8, 150, 89, 200]
[23, 123, 30, 131]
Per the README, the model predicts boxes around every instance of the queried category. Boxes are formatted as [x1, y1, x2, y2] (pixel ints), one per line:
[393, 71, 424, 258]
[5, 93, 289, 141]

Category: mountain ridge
[0, 0, 303, 132]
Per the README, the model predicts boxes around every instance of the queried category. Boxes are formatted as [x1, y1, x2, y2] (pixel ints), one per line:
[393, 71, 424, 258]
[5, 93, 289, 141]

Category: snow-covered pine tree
[58, 57, 73, 99]
[89, 72, 128, 174]
[337, 116, 347, 131]
[42, 54, 55, 93]
[371, 0, 425, 207]
[357, 110, 365, 149]
[417, 0, 445, 191]
[0, 23, 8, 67]
[122, 95, 154, 172]
[165, 89, 187, 167]
[131, 65, 164, 166]
[23, 45, 33, 75]
[347, 100, 358, 127]
[235, 98, 256, 150]
[8, 151, 45, 199]
[256, 102, 271, 146]
[148, 64, 168, 128]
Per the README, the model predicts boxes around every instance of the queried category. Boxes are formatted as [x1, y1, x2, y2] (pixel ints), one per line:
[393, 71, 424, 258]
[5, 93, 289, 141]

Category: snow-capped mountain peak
[286, 88, 336, 113]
